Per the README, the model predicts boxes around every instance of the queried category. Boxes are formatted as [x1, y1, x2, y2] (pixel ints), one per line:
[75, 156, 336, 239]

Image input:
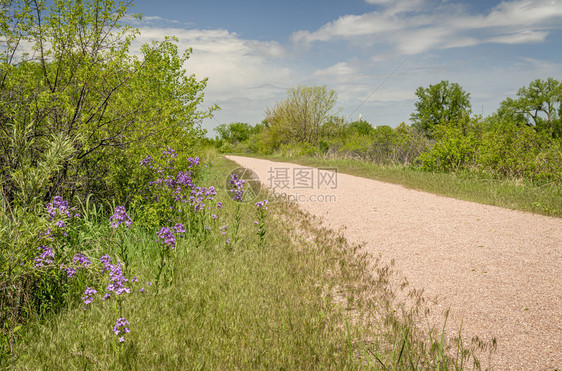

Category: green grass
[7, 155, 494, 370]
[231, 153, 562, 218]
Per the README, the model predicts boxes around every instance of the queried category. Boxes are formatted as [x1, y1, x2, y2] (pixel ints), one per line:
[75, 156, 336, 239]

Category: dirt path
[225, 155, 562, 370]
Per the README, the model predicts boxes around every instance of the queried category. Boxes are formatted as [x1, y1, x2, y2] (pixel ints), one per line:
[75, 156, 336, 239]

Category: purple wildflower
[46, 196, 71, 221]
[255, 200, 269, 210]
[54, 220, 66, 228]
[100, 256, 130, 299]
[228, 174, 245, 202]
[140, 155, 154, 167]
[217, 202, 223, 209]
[162, 147, 177, 159]
[110, 206, 132, 228]
[113, 317, 131, 343]
[211, 214, 218, 220]
[157, 227, 176, 249]
[188, 157, 200, 168]
[100, 255, 113, 270]
[82, 287, 97, 309]
[34, 245, 54, 268]
[64, 266, 77, 277]
[73, 253, 91, 267]
[173, 223, 186, 234]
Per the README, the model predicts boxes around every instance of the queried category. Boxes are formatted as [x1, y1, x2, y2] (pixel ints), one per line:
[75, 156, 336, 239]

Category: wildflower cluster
[34, 196, 83, 270]
[113, 317, 131, 343]
[139, 155, 155, 168]
[34, 245, 54, 268]
[136, 150, 210, 231]
[82, 287, 97, 309]
[110, 206, 132, 228]
[61, 253, 92, 277]
[157, 227, 176, 249]
[190, 186, 217, 212]
[228, 174, 245, 201]
[141, 151, 200, 204]
[255, 200, 268, 210]
[46, 196, 72, 220]
[100, 255, 131, 299]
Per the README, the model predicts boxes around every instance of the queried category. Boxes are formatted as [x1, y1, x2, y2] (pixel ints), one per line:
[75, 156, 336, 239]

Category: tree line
[214, 79, 562, 184]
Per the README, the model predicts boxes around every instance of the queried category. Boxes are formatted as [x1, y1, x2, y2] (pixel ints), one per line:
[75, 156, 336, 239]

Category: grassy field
[6, 154, 494, 370]
[232, 153, 562, 218]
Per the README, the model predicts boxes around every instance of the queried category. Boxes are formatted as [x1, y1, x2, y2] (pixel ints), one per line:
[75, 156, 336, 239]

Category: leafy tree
[265, 85, 337, 145]
[0, 0, 214, 207]
[348, 120, 374, 136]
[214, 122, 253, 143]
[498, 78, 561, 137]
[410, 80, 472, 138]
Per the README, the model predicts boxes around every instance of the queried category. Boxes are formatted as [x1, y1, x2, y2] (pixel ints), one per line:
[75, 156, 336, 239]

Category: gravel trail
[225, 155, 562, 371]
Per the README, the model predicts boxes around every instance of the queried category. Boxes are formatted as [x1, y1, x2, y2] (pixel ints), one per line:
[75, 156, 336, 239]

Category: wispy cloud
[134, 27, 292, 100]
[292, 0, 562, 54]
[486, 30, 548, 44]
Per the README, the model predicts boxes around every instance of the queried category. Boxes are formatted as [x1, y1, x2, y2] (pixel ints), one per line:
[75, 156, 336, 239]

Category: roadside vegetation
[4, 153, 497, 369]
[213, 81, 562, 217]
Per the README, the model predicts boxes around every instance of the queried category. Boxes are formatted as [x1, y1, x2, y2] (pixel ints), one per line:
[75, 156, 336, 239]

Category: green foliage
[418, 124, 478, 172]
[348, 120, 374, 135]
[497, 77, 562, 137]
[214, 122, 253, 143]
[265, 85, 337, 145]
[478, 119, 562, 183]
[0, 0, 214, 209]
[411, 80, 472, 138]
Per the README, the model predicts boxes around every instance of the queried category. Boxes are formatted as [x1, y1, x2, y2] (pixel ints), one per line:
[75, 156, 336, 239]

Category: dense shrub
[417, 124, 478, 172]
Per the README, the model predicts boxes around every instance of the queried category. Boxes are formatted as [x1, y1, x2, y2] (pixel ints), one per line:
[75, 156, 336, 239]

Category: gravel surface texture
[225, 155, 562, 371]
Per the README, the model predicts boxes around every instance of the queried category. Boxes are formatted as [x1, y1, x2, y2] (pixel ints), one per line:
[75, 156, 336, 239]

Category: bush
[417, 124, 478, 172]
[477, 121, 562, 183]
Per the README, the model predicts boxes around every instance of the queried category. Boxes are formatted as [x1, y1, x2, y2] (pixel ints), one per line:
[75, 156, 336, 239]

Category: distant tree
[498, 78, 562, 137]
[320, 116, 346, 139]
[410, 81, 472, 138]
[265, 85, 337, 144]
[348, 120, 375, 136]
[214, 122, 252, 143]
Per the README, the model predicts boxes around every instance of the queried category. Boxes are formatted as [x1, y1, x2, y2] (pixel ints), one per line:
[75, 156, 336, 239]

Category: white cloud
[486, 30, 548, 44]
[313, 62, 357, 77]
[292, 12, 403, 43]
[134, 27, 292, 101]
[292, 0, 562, 54]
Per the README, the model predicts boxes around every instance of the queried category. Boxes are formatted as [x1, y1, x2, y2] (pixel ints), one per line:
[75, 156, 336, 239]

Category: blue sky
[127, 0, 562, 135]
